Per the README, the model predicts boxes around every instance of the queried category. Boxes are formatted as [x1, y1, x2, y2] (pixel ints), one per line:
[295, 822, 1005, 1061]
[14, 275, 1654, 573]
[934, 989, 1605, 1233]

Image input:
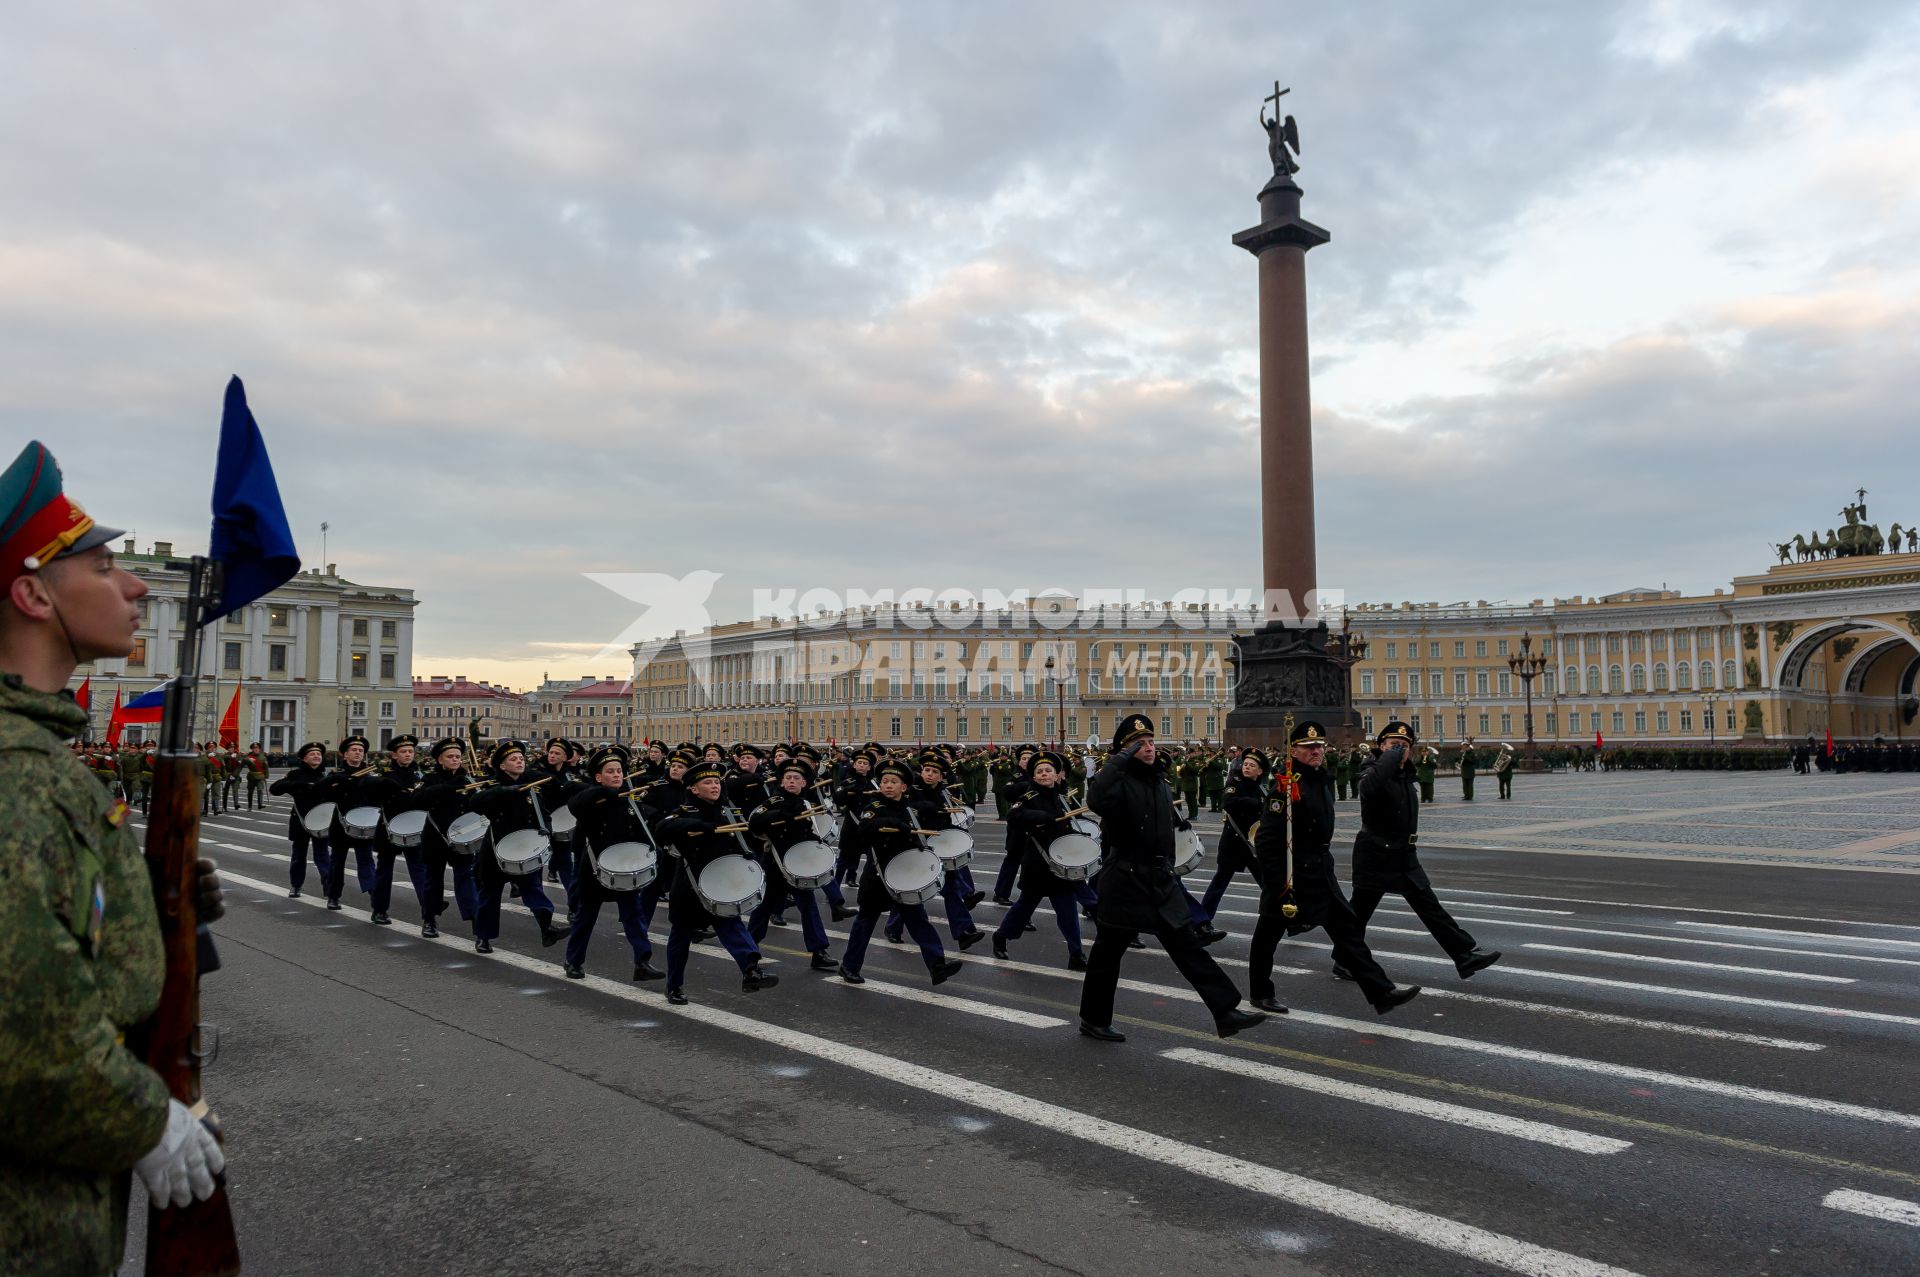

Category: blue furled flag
[208, 375, 300, 619]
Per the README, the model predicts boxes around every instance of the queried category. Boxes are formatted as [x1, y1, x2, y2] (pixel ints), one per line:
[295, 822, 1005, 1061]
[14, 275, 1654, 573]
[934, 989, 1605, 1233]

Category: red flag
[75, 675, 91, 714]
[1595, 730, 1604, 750]
[105, 685, 125, 749]
[1824, 727, 1834, 758]
[218, 686, 241, 749]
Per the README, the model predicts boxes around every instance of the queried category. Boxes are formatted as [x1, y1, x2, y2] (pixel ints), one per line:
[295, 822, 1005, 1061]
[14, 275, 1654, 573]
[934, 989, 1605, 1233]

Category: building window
[380, 653, 396, 680]
[1182, 714, 1194, 737]
[268, 643, 287, 673]
[956, 717, 969, 738]
[912, 715, 924, 738]
[1724, 660, 1738, 688]
[1363, 713, 1375, 734]
[382, 620, 397, 640]
[1500, 713, 1512, 734]
[1204, 715, 1216, 737]
[1608, 664, 1624, 694]
[1634, 710, 1648, 733]
[1568, 710, 1579, 733]
[1385, 642, 1397, 659]
[1454, 672, 1467, 697]
[1360, 672, 1375, 694]
[223, 642, 242, 671]
[1675, 663, 1690, 690]
[1385, 672, 1398, 694]
[1725, 707, 1735, 730]
[1606, 635, 1622, 654]
[1496, 639, 1508, 656]
[1453, 641, 1465, 658]
[127, 637, 147, 667]
[1475, 671, 1489, 696]
[1477, 712, 1490, 734]
[1564, 665, 1578, 692]
[1697, 661, 1713, 688]
[353, 619, 368, 638]
[1611, 710, 1625, 733]
[1428, 642, 1439, 659]
[1407, 672, 1421, 696]
[351, 652, 367, 680]
[1656, 710, 1670, 732]
[1630, 665, 1647, 692]
[1544, 712, 1556, 735]
[269, 606, 289, 628]
[1497, 672, 1510, 696]
[379, 700, 396, 719]
[888, 715, 901, 738]
[1475, 640, 1487, 657]
[1652, 663, 1668, 691]
[1680, 709, 1693, 731]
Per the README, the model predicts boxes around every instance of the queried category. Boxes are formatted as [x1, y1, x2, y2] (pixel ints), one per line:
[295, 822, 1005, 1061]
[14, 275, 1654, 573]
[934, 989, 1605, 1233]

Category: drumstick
[1053, 806, 1093, 821]
[714, 822, 751, 834]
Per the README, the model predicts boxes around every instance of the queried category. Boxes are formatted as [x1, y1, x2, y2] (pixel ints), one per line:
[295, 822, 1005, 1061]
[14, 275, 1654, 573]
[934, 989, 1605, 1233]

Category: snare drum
[1068, 814, 1100, 839]
[493, 827, 549, 876]
[547, 806, 577, 844]
[951, 805, 976, 832]
[385, 809, 429, 848]
[341, 805, 382, 840]
[779, 839, 837, 889]
[1042, 832, 1103, 881]
[302, 801, 338, 838]
[445, 812, 491, 856]
[693, 854, 765, 918]
[881, 848, 943, 905]
[925, 827, 974, 870]
[1171, 826, 1206, 875]
[593, 841, 658, 892]
[809, 811, 840, 845]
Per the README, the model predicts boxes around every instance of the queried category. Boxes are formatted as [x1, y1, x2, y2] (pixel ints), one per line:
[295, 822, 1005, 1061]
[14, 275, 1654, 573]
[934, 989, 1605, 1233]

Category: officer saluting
[1345, 720, 1501, 981]
[0, 441, 227, 1272]
[1246, 721, 1420, 1015]
[1076, 714, 1265, 1043]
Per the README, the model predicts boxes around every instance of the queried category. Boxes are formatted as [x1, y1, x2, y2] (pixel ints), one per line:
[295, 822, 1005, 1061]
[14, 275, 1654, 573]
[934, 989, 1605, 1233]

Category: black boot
[1251, 995, 1289, 1014]
[325, 897, 342, 911]
[539, 916, 570, 948]
[1457, 949, 1503, 979]
[1215, 1008, 1267, 1039]
[958, 930, 989, 951]
[370, 911, 391, 925]
[1373, 985, 1422, 1015]
[810, 950, 837, 971]
[666, 987, 688, 1005]
[475, 938, 493, 954]
[838, 965, 866, 984]
[742, 964, 780, 992]
[1079, 1021, 1125, 1043]
[991, 936, 1009, 960]
[1066, 951, 1088, 972]
[931, 958, 963, 985]
[421, 920, 438, 938]
[633, 960, 663, 981]
[564, 963, 585, 979]
[831, 903, 856, 922]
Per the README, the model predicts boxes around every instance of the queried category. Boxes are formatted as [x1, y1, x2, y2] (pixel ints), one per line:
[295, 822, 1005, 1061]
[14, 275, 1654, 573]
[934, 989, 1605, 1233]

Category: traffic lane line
[1822, 1188, 1920, 1227]
[1518, 944, 1858, 984]
[1160, 1048, 1632, 1155]
[1197, 951, 1827, 1051]
[212, 870, 1644, 1277]
[1672, 921, 1920, 950]
[1344, 947, 1920, 1028]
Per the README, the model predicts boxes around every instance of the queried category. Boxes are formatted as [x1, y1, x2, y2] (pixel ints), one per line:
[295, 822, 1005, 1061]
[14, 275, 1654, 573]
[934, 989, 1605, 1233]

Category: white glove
[134, 1098, 227, 1208]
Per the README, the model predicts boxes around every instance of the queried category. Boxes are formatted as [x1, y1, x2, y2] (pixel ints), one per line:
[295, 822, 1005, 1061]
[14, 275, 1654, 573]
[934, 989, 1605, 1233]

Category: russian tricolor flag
[115, 680, 174, 726]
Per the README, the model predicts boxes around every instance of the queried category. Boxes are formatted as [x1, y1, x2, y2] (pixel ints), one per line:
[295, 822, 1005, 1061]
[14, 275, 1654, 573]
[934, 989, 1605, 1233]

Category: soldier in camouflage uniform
[1333, 743, 1353, 801]
[221, 746, 242, 811]
[1202, 749, 1227, 813]
[0, 441, 227, 1275]
[1415, 745, 1438, 804]
[1179, 750, 1203, 819]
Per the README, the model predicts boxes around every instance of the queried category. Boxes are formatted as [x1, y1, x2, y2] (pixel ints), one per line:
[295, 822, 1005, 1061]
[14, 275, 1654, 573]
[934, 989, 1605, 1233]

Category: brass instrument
[1278, 711, 1297, 918]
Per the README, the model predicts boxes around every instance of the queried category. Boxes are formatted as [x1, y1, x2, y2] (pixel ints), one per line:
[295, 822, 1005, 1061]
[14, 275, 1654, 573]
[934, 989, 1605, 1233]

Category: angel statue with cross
[1260, 81, 1301, 176]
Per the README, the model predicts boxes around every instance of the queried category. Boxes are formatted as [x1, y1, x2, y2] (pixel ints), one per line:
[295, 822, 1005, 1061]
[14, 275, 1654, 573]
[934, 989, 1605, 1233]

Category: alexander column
[1224, 84, 1363, 748]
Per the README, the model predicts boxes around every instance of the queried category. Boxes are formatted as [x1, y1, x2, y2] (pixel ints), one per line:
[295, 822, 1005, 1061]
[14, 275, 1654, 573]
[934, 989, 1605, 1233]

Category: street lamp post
[1044, 656, 1059, 751]
[1507, 631, 1550, 771]
[946, 692, 966, 746]
[1703, 691, 1721, 748]
[783, 698, 799, 744]
[1453, 694, 1470, 744]
[1209, 697, 1224, 745]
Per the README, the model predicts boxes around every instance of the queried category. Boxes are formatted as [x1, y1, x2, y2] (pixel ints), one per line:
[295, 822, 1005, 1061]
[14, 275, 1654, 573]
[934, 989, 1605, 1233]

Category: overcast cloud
[6, 0, 1918, 686]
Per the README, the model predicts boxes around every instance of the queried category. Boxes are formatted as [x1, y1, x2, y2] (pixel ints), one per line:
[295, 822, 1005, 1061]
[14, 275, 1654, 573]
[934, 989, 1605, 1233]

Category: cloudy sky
[8, 1, 1918, 688]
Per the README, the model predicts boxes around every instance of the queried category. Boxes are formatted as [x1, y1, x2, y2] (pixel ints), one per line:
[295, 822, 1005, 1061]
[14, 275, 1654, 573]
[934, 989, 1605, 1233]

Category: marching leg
[898, 904, 957, 983]
[615, 891, 661, 979]
[1078, 926, 1133, 1038]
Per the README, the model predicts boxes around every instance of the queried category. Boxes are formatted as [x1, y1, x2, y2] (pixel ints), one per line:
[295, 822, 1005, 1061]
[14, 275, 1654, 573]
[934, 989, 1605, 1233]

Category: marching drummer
[884, 751, 987, 951]
[561, 746, 664, 982]
[656, 759, 780, 1006]
[839, 759, 964, 987]
[320, 733, 380, 911]
[405, 737, 481, 934]
[745, 758, 836, 971]
[533, 736, 582, 916]
[365, 733, 429, 928]
[268, 740, 334, 899]
[465, 740, 570, 954]
[990, 750, 1089, 970]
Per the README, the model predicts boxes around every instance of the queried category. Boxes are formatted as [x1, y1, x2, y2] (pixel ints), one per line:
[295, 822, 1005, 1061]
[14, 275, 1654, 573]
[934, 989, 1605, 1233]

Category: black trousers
[1247, 856, 1393, 1005]
[1079, 921, 1242, 1028]
[1351, 858, 1477, 965]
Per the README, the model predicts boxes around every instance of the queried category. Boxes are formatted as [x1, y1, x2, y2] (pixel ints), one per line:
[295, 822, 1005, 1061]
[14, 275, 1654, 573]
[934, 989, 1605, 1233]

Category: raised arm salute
[1077, 714, 1265, 1044]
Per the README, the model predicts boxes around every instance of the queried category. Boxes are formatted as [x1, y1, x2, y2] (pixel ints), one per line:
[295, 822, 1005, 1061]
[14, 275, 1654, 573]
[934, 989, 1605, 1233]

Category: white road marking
[837, 977, 1069, 1028]
[219, 870, 1643, 1277]
[1360, 949, 1920, 1026]
[1821, 1188, 1920, 1227]
[1672, 922, 1920, 950]
[1417, 918, 1920, 968]
[1203, 952, 1825, 1051]
[1444, 889, 1920, 932]
[1519, 944, 1856, 984]
[1163, 1048, 1631, 1154]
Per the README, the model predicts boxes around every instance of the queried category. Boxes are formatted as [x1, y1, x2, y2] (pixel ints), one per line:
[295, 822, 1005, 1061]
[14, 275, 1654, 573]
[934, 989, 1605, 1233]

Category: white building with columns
[69, 538, 418, 754]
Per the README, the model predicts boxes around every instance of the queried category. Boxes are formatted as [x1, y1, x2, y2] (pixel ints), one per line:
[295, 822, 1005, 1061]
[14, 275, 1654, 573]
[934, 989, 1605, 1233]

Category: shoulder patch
[106, 799, 129, 827]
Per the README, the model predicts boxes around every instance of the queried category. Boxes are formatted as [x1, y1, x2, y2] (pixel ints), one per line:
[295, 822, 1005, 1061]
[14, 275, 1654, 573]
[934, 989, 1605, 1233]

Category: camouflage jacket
[0, 678, 169, 1273]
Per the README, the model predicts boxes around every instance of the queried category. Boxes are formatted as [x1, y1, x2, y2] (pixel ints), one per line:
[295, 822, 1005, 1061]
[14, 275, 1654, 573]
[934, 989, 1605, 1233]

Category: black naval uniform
[1247, 759, 1400, 1009]
[1078, 748, 1247, 1034]
[1351, 743, 1487, 974]
[268, 756, 333, 898]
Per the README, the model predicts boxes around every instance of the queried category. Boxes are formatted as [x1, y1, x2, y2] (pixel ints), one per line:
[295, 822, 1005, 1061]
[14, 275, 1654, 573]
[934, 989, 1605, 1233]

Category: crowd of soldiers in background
[66, 733, 1910, 809]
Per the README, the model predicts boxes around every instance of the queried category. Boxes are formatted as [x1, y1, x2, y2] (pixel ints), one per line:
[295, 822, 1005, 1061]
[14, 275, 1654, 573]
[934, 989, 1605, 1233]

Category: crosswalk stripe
[1672, 922, 1920, 950]
[1821, 1188, 1920, 1227]
[1161, 1048, 1632, 1154]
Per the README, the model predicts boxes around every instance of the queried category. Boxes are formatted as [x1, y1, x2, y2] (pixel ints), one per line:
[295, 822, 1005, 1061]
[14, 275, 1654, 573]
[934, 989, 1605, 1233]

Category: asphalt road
[118, 778, 1920, 1276]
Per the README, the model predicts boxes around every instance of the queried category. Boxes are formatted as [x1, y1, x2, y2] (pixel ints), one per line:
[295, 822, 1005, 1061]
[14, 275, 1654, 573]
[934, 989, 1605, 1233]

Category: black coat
[1086, 753, 1191, 933]
[659, 793, 757, 926]
[1218, 773, 1264, 870]
[849, 791, 943, 912]
[267, 761, 331, 840]
[1005, 781, 1082, 895]
[1353, 745, 1420, 873]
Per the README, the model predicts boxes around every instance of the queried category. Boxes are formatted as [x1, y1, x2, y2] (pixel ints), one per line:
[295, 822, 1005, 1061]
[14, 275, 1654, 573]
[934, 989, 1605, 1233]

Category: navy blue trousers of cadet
[992, 852, 1021, 901]
[565, 886, 651, 970]
[750, 884, 829, 953]
[845, 903, 944, 976]
[372, 845, 436, 918]
[288, 831, 328, 894]
[322, 839, 376, 901]
[993, 888, 1083, 955]
[666, 918, 760, 989]
[476, 869, 555, 940]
